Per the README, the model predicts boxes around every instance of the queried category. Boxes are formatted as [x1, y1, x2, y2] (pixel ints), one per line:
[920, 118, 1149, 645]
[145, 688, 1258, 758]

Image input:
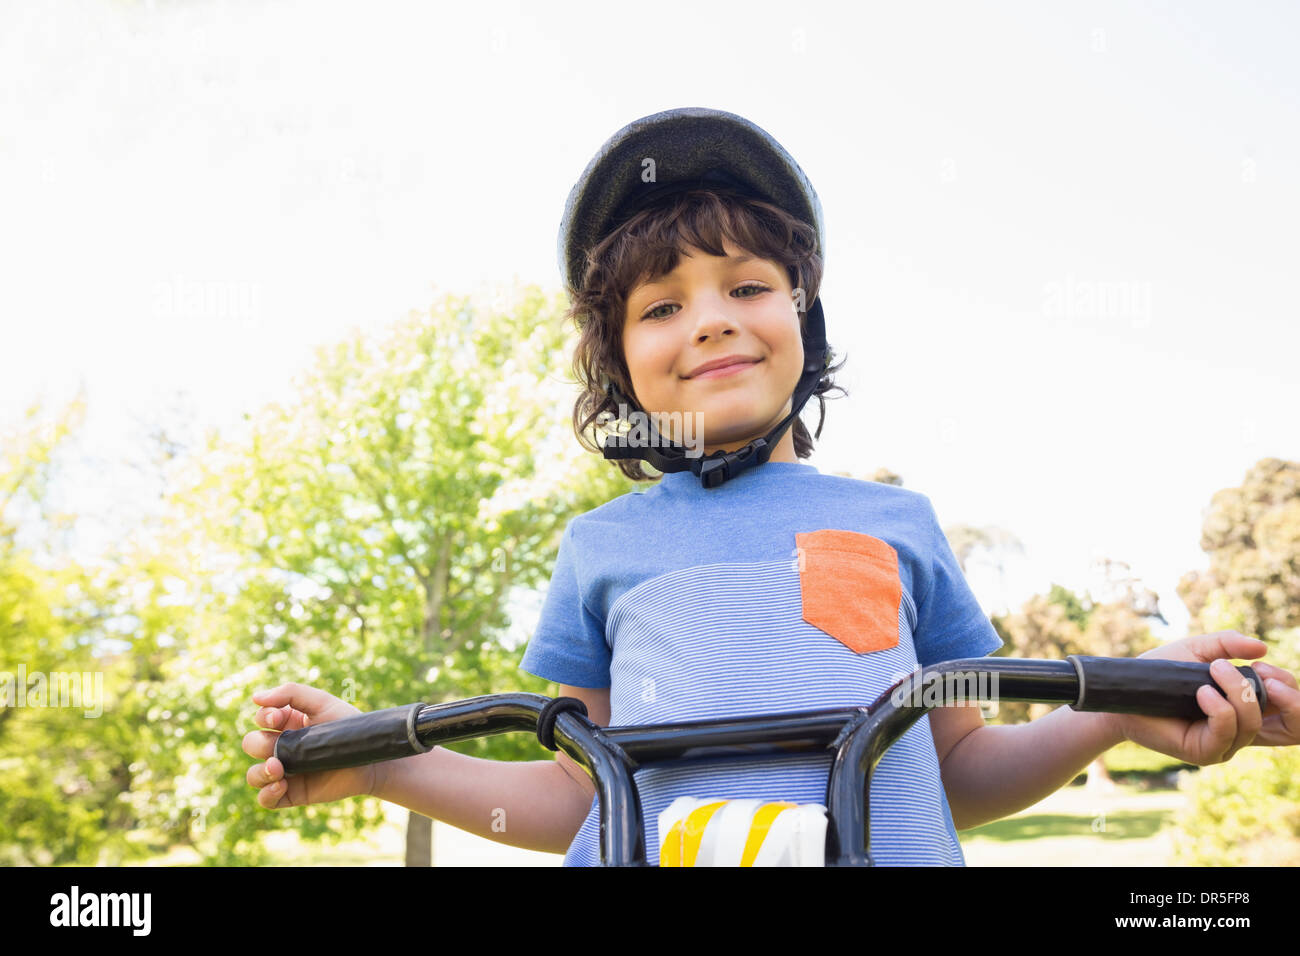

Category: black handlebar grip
[1068, 656, 1267, 722]
[273, 702, 430, 775]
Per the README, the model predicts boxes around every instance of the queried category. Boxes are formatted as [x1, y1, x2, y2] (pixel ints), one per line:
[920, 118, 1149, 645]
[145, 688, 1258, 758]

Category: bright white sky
[2, 0, 1297, 641]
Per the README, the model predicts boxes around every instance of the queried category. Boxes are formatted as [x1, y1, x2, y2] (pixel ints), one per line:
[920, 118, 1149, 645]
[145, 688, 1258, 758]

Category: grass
[123, 800, 564, 866]
[958, 776, 1186, 866]
[965, 809, 1167, 842]
[121, 771, 1184, 866]
[1102, 739, 1189, 774]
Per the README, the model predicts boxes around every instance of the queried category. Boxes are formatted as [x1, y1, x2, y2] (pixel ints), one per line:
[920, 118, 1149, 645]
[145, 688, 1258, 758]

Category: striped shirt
[519, 461, 1002, 865]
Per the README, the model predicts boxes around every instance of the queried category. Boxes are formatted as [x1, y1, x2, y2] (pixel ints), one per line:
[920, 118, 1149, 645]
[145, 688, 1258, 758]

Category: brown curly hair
[566, 186, 848, 482]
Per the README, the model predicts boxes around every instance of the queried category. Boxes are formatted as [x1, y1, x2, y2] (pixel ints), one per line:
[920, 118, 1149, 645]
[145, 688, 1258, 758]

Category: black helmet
[558, 107, 830, 489]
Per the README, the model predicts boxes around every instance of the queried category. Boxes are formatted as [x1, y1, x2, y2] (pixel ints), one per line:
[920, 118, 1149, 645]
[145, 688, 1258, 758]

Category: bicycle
[272, 655, 1267, 866]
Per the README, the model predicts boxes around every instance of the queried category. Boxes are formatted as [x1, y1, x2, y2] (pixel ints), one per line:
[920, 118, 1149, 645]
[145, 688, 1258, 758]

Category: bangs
[615, 191, 798, 294]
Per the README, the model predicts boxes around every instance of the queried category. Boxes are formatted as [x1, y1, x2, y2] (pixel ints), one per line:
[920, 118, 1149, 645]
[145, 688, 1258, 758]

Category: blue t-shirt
[519, 460, 1002, 865]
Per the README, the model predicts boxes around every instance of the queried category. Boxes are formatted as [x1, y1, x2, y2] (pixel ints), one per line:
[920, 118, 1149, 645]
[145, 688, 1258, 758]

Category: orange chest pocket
[795, 529, 901, 654]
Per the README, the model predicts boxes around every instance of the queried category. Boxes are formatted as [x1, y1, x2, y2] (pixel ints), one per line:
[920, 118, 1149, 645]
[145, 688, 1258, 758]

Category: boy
[245, 108, 1299, 865]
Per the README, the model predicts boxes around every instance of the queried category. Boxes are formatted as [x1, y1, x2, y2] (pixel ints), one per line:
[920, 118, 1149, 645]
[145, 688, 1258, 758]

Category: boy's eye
[640, 283, 772, 321]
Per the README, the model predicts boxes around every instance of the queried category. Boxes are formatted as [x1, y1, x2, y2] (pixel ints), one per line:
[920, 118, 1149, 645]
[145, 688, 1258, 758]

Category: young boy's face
[621, 238, 803, 461]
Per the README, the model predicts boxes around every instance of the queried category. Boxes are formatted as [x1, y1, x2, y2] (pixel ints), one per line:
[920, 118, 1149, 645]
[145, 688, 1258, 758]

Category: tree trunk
[408, 537, 447, 868]
[405, 810, 433, 866]
[1085, 756, 1115, 792]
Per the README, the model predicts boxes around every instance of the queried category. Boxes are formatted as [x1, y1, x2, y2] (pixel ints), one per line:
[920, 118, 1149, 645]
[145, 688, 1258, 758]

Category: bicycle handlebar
[272, 702, 431, 775]
[1069, 655, 1264, 719]
[269, 655, 1267, 865]
[273, 656, 1265, 775]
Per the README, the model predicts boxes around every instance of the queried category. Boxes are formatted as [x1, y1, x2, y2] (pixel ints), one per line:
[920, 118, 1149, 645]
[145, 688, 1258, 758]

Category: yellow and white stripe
[657, 797, 828, 866]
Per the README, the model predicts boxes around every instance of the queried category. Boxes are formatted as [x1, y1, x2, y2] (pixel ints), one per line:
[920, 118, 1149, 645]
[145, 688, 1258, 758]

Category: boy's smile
[621, 239, 804, 462]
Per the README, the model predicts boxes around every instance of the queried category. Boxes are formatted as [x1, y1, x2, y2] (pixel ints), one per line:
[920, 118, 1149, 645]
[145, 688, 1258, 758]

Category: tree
[1177, 457, 1300, 638]
[1170, 458, 1300, 863]
[137, 286, 634, 864]
[0, 396, 155, 864]
[944, 525, 1025, 579]
[866, 467, 903, 487]
[990, 577, 1159, 789]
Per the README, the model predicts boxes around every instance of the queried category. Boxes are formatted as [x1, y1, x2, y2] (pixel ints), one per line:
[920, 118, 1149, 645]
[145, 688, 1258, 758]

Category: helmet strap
[601, 298, 829, 489]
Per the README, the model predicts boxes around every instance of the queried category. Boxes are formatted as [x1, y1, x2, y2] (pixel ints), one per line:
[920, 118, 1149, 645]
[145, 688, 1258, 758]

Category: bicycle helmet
[558, 107, 830, 489]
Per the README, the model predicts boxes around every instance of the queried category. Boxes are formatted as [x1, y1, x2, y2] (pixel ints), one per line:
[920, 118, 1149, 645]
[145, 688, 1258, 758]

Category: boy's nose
[687, 301, 740, 342]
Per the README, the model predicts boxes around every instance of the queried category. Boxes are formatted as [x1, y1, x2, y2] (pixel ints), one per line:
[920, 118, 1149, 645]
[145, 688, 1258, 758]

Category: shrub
[1170, 627, 1300, 865]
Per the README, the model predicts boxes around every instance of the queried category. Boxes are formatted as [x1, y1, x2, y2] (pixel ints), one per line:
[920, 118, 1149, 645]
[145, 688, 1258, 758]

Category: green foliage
[1101, 739, 1185, 774]
[1178, 458, 1300, 637]
[989, 586, 1086, 725]
[1, 285, 640, 866]
[0, 647, 152, 865]
[1167, 461, 1300, 864]
[1171, 746, 1300, 866]
[126, 286, 634, 862]
[1046, 582, 1091, 631]
[1171, 626, 1300, 865]
[0, 398, 156, 864]
[989, 581, 1158, 726]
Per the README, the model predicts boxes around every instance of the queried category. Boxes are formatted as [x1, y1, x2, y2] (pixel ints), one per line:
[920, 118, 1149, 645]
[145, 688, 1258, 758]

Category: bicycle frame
[273, 655, 1266, 866]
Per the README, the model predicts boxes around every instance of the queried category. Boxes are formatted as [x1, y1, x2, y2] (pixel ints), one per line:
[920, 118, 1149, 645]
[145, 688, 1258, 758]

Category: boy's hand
[1110, 631, 1300, 765]
[242, 683, 376, 809]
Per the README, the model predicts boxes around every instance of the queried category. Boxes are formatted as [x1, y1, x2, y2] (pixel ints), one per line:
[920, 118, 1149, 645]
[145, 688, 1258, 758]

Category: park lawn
[958, 776, 1187, 867]
[123, 800, 565, 866]
[123, 742, 1189, 866]
[124, 776, 1185, 866]
[1102, 739, 1188, 773]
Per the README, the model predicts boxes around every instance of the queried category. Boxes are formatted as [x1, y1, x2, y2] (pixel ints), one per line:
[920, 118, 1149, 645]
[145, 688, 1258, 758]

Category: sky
[2, 0, 1298, 640]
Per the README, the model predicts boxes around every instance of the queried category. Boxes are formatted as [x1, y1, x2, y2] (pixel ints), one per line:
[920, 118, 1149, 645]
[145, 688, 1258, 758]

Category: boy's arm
[935, 631, 1294, 830]
[552, 684, 611, 804]
[373, 748, 594, 854]
[931, 703, 1124, 831]
[370, 684, 611, 856]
